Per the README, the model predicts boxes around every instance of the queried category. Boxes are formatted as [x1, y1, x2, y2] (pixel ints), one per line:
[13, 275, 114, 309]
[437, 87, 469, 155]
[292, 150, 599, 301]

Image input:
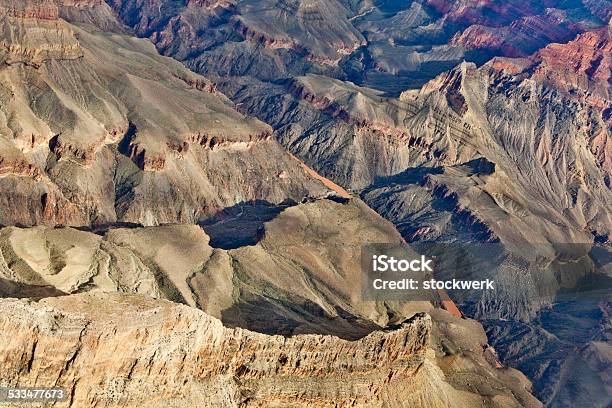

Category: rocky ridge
[0, 199, 416, 338]
[0, 292, 541, 407]
[0, 197, 543, 407]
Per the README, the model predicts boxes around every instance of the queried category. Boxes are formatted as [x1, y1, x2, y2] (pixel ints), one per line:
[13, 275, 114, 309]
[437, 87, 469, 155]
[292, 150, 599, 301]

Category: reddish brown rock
[488, 28, 611, 171]
[533, 28, 611, 107]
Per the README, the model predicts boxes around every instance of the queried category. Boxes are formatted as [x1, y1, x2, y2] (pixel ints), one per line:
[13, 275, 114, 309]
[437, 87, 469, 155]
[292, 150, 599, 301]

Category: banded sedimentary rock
[0, 292, 541, 407]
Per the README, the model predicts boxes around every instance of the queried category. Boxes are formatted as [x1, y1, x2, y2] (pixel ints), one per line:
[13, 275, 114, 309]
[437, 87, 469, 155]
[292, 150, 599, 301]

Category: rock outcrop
[0, 0, 83, 66]
[532, 28, 612, 110]
[491, 26, 612, 173]
[0, 5, 329, 227]
[0, 199, 415, 338]
[0, 292, 541, 407]
[0, 197, 542, 407]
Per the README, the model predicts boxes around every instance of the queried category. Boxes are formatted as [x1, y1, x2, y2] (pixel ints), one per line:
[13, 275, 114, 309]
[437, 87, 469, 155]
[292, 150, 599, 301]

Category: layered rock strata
[0, 3, 328, 227]
[0, 293, 541, 407]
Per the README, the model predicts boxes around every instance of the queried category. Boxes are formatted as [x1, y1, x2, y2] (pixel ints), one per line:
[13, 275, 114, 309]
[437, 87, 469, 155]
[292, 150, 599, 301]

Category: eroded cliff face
[108, 0, 365, 69]
[223, 56, 610, 266]
[0, 4, 328, 228]
[105, 0, 610, 94]
[0, 0, 83, 66]
[0, 198, 543, 407]
[96, 0, 610, 242]
[81, 1, 610, 252]
[216, 29, 611, 251]
[0, 293, 540, 408]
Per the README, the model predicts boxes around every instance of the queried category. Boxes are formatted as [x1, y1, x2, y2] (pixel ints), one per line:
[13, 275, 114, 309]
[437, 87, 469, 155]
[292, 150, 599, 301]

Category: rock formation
[0, 293, 541, 407]
[0, 0, 329, 227]
[96, 2, 611, 405]
[0, 1, 610, 407]
[0, 197, 544, 407]
[0, 199, 419, 338]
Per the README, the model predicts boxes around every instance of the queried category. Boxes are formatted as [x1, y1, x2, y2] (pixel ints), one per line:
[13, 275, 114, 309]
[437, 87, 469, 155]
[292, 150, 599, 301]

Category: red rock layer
[0, 1, 59, 20]
[490, 28, 611, 173]
[0, 0, 103, 20]
[534, 29, 611, 105]
[0, 156, 42, 180]
[452, 13, 580, 57]
[231, 17, 303, 51]
[426, 0, 548, 27]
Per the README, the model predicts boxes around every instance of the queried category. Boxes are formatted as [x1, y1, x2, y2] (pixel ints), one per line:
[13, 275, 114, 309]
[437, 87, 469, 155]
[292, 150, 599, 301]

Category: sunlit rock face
[0, 198, 541, 407]
[0, 2, 329, 228]
[0, 292, 542, 407]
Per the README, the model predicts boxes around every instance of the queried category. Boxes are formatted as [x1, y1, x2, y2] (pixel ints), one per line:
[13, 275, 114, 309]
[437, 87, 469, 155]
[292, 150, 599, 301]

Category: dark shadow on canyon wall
[198, 200, 296, 249]
[0, 277, 67, 300]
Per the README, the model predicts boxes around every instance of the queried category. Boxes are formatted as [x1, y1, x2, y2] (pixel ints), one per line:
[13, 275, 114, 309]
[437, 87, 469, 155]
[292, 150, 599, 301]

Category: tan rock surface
[0, 197, 545, 408]
[0, 292, 541, 407]
[0, 199, 420, 338]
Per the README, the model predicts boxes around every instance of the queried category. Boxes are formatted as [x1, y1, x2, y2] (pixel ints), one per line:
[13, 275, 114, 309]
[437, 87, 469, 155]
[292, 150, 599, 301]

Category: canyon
[0, 0, 610, 407]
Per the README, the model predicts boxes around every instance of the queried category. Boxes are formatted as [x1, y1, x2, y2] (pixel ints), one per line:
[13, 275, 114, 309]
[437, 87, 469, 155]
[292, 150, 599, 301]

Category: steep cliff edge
[0, 292, 540, 407]
[0, 197, 543, 407]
